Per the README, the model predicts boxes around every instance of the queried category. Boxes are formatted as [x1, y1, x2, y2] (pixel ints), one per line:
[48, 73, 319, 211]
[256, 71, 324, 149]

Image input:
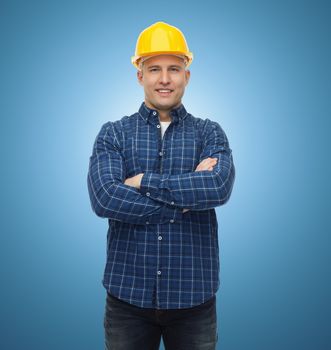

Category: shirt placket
[153, 114, 174, 308]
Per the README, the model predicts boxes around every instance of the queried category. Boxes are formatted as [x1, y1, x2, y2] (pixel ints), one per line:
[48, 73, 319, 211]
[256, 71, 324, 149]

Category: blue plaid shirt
[87, 102, 235, 309]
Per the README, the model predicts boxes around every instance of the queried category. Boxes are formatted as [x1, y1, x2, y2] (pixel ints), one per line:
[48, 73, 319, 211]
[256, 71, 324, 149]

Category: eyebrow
[147, 65, 183, 69]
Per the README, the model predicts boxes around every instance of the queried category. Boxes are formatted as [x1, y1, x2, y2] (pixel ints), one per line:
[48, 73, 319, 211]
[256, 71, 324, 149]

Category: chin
[157, 100, 180, 110]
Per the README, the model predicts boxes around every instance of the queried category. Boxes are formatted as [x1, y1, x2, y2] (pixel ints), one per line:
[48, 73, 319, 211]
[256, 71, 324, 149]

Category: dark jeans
[104, 293, 218, 350]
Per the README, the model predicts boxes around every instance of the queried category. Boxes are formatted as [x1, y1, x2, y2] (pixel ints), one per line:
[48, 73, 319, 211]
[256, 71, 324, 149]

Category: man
[87, 21, 235, 350]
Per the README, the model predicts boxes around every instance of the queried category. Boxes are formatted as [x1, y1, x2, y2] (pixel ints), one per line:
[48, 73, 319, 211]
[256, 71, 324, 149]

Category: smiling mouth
[156, 89, 173, 96]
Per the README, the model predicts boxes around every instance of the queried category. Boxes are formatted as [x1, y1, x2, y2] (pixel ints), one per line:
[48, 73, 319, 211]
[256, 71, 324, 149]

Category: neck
[144, 100, 181, 122]
[158, 110, 172, 122]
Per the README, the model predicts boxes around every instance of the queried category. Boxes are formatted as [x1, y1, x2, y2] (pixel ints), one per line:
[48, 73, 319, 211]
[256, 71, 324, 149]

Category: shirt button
[157, 124, 161, 128]
[157, 270, 162, 275]
[158, 236, 162, 240]
[170, 219, 174, 223]
[146, 192, 150, 197]
[146, 221, 149, 225]
[159, 151, 163, 156]
[152, 111, 157, 116]
[170, 201, 175, 205]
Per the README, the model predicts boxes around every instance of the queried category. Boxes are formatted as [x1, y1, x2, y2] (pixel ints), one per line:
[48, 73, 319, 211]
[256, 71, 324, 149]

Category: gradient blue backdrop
[1, 0, 330, 349]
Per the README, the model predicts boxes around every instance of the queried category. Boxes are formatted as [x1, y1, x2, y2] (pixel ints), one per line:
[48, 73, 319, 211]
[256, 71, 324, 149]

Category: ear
[137, 70, 143, 86]
[185, 69, 191, 86]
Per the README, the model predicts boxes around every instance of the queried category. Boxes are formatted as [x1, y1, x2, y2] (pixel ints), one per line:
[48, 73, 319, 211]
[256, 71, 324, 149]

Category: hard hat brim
[131, 51, 193, 69]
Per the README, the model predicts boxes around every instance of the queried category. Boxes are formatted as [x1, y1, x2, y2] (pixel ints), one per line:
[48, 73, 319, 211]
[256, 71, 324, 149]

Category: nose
[159, 69, 171, 85]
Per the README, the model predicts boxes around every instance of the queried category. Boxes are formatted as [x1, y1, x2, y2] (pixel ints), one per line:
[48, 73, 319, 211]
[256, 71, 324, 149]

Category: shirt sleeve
[140, 120, 235, 210]
[87, 122, 183, 224]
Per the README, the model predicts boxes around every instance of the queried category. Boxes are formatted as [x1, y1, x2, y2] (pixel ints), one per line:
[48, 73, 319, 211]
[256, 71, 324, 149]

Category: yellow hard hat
[131, 21, 193, 69]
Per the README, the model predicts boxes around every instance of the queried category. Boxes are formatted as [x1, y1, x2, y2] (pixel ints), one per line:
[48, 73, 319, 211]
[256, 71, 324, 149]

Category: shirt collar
[138, 102, 188, 124]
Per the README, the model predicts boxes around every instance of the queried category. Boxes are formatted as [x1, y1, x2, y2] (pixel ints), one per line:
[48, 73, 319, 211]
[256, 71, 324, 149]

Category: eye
[149, 68, 159, 72]
[170, 67, 180, 72]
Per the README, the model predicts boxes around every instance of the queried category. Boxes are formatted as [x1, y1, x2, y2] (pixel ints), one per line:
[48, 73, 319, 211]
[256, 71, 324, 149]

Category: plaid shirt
[87, 102, 235, 309]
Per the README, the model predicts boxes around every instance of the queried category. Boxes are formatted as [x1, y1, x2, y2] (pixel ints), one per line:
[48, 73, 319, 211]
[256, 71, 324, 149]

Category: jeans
[104, 293, 218, 350]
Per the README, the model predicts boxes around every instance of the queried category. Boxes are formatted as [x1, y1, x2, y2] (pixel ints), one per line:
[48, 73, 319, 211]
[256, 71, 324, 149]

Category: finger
[199, 158, 215, 167]
[196, 157, 217, 171]
[203, 160, 217, 168]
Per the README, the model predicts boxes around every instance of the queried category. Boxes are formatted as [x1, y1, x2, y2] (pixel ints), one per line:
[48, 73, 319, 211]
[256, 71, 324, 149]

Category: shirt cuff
[159, 205, 183, 224]
[143, 204, 183, 225]
[140, 172, 162, 198]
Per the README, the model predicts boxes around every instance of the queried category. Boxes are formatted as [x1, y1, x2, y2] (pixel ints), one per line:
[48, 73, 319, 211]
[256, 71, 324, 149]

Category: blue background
[1, 0, 330, 349]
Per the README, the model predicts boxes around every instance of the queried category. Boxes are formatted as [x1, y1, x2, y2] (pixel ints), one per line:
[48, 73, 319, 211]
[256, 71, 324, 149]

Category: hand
[124, 173, 144, 189]
[195, 157, 218, 172]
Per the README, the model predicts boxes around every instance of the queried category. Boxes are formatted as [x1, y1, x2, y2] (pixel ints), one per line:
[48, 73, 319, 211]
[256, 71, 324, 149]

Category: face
[137, 55, 190, 113]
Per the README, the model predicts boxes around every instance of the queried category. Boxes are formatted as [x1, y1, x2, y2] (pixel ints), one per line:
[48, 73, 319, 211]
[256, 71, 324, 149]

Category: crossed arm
[88, 120, 235, 224]
[124, 157, 217, 188]
[124, 157, 218, 212]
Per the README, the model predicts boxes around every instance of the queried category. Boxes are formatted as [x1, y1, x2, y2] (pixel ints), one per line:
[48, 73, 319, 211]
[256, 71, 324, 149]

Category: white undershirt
[160, 121, 171, 138]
